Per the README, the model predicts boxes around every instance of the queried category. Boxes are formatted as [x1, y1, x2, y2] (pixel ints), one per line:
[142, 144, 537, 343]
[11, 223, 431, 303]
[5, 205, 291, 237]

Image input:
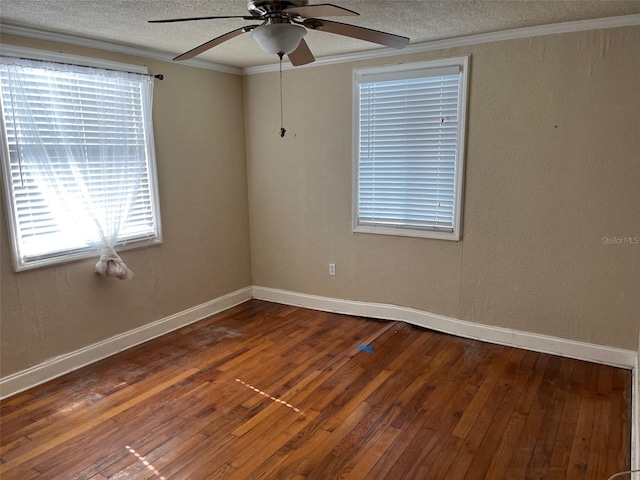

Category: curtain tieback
[95, 246, 134, 280]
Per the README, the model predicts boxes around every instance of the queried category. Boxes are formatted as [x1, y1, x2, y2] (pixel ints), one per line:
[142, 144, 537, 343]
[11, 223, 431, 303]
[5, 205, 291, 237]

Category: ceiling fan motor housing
[248, 0, 309, 17]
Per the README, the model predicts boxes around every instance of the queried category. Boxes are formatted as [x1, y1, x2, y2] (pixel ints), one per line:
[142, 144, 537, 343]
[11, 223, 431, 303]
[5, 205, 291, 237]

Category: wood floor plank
[462, 350, 530, 479]
[366, 381, 457, 479]
[585, 394, 612, 479]
[125, 433, 206, 480]
[0, 300, 631, 479]
[606, 368, 632, 474]
[2, 363, 185, 446]
[1, 465, 42, 480]
[33, 420, 125, 479]
[261, 428, 332, 479]
[0, 367, 199, 474]
[546, 360, 583, 475]
[525, 358, 575, 479]
[228, 410, 321, 479]
[424, 434, 468, 478]
[342, 425, 402, 479]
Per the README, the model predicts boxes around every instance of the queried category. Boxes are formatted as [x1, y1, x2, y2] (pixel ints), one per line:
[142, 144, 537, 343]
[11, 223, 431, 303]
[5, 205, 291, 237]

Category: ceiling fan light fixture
[251, 23, 307, 55]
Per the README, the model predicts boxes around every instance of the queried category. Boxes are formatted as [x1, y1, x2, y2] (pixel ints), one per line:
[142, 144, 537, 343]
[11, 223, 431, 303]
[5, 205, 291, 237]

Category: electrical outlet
[329, 263, 336, 276]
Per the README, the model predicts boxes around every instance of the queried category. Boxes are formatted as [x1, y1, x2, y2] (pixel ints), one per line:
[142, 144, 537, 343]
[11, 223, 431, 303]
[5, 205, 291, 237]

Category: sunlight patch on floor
[125, 445, 166, 479]
[235, 378, 304, 414]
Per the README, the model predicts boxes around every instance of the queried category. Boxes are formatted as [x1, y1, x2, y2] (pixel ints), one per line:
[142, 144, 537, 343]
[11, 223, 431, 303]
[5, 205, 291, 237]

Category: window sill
[13, 237, 162, 273]
[353, 225, 460, 241]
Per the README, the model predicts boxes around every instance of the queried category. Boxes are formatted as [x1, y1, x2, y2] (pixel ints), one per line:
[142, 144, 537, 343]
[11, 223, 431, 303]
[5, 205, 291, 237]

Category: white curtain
[1, 57, 155, 279]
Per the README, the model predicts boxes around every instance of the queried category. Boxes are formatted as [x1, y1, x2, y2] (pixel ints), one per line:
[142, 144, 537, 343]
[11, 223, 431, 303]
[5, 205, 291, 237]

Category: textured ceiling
[1, 1, 640, 69]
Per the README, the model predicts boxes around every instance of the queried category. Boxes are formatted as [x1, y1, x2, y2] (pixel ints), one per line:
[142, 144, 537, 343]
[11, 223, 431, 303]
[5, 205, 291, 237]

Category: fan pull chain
[279, 54, 286, 138]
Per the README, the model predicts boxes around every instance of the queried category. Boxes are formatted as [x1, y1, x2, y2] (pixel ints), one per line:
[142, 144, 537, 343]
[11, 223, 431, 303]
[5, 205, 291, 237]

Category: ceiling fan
[150, 0, 410, 66]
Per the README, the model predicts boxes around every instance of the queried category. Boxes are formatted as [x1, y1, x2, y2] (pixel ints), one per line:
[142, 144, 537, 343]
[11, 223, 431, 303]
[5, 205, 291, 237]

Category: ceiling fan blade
[288, 38, 315, 66]
[173, 26, 258, 61]
[303, 19, 410, 49]
[282, 4, 358, 18]
[150, 15, 255, 24]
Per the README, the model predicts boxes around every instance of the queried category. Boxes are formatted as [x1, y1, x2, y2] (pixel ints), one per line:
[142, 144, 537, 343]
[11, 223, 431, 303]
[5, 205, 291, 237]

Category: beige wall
[245, 26, 640, 350]
[0, 34, 252, 376]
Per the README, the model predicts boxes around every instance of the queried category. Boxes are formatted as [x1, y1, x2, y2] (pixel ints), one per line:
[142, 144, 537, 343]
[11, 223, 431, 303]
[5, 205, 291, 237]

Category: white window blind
[0, 55, 161, 271]
[353, 58, 469, 240]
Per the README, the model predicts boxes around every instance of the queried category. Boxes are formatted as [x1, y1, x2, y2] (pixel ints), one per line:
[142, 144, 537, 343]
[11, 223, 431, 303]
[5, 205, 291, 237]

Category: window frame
[352, 56, 470, 241]
[0, 46, 162, 272]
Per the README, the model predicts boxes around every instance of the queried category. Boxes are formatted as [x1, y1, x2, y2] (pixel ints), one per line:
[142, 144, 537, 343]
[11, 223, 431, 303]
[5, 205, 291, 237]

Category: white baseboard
[0, 287, 252, 400]
[252, 286, 636, 369]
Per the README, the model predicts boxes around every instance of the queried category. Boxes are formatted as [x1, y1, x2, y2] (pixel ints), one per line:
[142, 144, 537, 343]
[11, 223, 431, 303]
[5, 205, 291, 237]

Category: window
[0, 51, 161, 272]
[353, 56, 469, 240]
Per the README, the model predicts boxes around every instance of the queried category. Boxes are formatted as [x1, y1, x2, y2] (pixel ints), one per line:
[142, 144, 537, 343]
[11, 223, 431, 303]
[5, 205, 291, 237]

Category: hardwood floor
[0, 300, 631, 479]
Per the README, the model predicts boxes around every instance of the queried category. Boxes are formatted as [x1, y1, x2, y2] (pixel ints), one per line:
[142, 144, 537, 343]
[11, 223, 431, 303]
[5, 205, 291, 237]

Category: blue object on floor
[357, 345, 374, 354]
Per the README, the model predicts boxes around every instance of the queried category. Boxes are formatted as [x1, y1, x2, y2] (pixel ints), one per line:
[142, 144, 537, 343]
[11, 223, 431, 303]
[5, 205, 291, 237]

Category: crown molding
[2, 13, 639, 77]
[243, 13, 640, 75]
[0, 23, 242, 75]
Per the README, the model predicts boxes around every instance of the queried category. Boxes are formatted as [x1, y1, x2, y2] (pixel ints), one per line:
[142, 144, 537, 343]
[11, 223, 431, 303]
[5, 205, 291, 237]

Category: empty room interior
[1, 1, 639, 479]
